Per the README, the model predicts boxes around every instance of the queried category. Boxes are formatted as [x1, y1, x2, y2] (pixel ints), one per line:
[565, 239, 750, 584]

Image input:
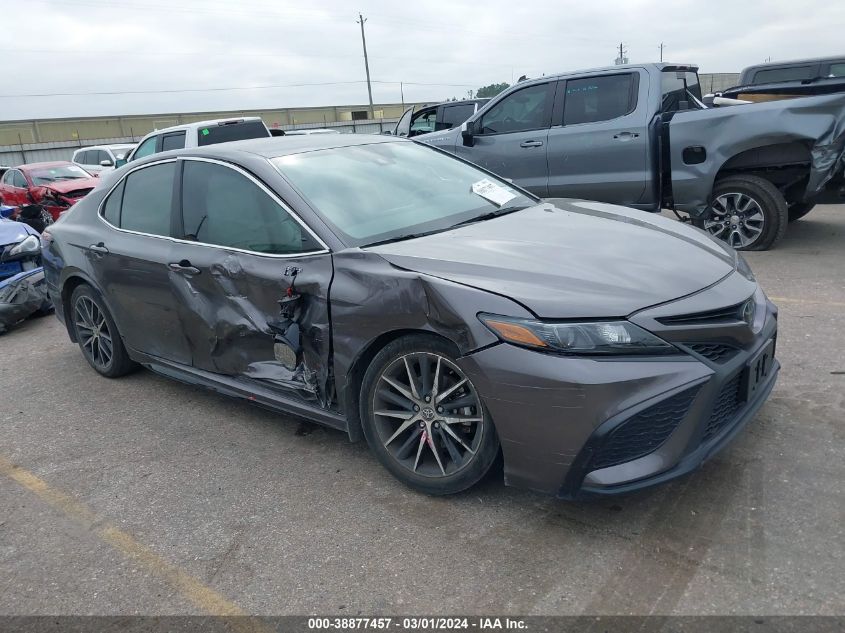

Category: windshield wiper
[364, 228, 447, 248]
[448, 204, 530, 229]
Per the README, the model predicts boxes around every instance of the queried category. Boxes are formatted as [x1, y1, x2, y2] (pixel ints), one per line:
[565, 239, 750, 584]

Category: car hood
[368, 200, 737, 319]
[39, 178, 99, 195]
[0, 218, 39, 243]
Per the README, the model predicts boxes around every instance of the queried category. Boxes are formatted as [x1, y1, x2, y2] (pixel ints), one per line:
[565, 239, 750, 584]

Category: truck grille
[589, 386, 700, 471]
[702, 373, 744, 442]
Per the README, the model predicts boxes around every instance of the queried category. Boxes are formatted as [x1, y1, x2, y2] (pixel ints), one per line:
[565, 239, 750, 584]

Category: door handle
[88, 242, 109, 255]
[520, 140, 544, 148]
[168, 260, 201, 275]
[613, 132, 640, 140]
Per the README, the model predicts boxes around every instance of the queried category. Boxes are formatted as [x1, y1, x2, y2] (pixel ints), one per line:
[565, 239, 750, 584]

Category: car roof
[76, 144, 134, 151]
[129, 134, 400, 166]
[143, 117, 264, 136]
[742, 55, 845, 72]
[18, 161, 74, 170]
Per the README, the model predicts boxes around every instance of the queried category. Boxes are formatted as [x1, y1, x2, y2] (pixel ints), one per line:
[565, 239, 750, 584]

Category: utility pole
[615, 42, 628, 65]
[357, 13, 375, 119]
[400, 82, 405, 109]
[658, 42, 665, 62]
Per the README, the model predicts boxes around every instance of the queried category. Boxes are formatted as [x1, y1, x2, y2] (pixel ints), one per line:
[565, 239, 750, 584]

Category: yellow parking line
[0, 455, 269, 633]
[769, 296, 845, 308]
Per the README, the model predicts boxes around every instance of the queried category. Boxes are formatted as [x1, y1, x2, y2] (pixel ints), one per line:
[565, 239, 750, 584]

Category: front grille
[702, 373, 744, 442]
[588, 386, 700, 471]
[657, 303, 744, 326]
[686, 342, 740, 363]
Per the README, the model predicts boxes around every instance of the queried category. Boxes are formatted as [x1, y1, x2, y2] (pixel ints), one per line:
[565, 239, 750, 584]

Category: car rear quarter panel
[668, 93, 845, 215]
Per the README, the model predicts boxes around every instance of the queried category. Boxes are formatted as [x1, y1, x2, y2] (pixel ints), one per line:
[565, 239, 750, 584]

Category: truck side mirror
[462, 120, 477, 147]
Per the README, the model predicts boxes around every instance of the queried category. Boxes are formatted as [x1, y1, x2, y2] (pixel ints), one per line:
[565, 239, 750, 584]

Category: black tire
[788, 202, 816, 223]
[70, 284, 136, 378]
[706, 174, 788, 251]
[359, 334, 499, 495]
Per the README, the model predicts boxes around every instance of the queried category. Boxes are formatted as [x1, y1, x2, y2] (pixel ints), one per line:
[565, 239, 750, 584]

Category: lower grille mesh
[589, 386, 700, 471]
[702, 373, 744, 442]
[686, 342, 739, 363]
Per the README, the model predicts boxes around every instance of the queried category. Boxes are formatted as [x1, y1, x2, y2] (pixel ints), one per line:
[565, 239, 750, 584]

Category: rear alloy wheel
[70, 285, 136, 378]
[704, 175, 788, 251]
[360, 335, 499, 495]
[787, 202, 816, 223]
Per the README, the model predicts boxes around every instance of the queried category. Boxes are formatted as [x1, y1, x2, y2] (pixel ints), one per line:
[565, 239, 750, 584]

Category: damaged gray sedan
[42, 135, 779, 497]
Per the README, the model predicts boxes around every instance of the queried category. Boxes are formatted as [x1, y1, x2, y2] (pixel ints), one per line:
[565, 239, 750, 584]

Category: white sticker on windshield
[471, 178, 517, 207]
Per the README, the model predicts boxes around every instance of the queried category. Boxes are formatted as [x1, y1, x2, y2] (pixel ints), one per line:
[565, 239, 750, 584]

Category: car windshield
[273, 141, 535, 246]
[29, 164, 91, 184]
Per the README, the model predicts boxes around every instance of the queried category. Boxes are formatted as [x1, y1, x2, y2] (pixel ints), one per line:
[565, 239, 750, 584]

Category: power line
[0, 80, 477, 99]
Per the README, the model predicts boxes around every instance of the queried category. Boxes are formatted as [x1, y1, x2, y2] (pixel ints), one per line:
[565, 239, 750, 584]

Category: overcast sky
[1, 0, 843, 121]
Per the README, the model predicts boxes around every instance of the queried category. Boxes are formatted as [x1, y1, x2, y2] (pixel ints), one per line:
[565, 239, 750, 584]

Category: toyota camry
[41, 135, 779, 497]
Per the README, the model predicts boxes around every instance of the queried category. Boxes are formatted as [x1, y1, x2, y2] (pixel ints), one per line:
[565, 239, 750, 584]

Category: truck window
[410, 109, 437, 136]
[752, 65, 815, 84]
[480, 83, 553, 134]
[563, 74, 636, 125]
[439, 103, 474, 129]
[197, 120, 270, 146]
[828, 63, 845, 78]
[661, 71, 703, 112]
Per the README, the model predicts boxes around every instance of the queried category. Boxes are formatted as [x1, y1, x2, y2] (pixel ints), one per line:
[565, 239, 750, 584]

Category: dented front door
[169, 158, 334, 407]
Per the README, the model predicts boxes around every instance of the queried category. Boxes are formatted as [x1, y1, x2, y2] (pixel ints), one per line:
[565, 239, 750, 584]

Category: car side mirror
[100, 159, 114, 167]
[115, 156, 127, 168]
[461, 120, 477, 147]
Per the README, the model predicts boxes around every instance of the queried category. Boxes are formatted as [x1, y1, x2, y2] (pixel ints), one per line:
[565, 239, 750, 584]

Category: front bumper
[458, 275, 779, 497]
[0, 267, 51, 333]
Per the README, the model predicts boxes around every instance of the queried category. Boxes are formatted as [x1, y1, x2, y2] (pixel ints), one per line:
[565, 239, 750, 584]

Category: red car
[0, 161, 99, 221]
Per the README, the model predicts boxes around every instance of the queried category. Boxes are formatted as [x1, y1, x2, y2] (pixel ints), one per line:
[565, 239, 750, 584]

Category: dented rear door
[170, 158, 334, 407]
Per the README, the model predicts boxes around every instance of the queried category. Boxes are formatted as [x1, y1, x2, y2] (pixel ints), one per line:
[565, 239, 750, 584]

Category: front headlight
[479, 313, 676, 356]
[9, 235, 41, 256]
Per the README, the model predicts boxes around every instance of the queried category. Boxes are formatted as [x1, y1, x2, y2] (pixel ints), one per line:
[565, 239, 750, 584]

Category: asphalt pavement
[1, 205, 844, 616]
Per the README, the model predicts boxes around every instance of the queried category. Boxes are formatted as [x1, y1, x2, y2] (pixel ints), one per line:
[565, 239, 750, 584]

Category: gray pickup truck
[418, 63, 845, 250]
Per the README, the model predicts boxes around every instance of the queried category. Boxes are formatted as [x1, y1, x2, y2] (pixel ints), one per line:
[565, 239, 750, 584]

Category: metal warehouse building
[0, 102, 421, 165]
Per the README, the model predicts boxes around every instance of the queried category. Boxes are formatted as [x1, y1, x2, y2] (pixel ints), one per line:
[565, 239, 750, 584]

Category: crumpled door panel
[169, 249, 334, 408]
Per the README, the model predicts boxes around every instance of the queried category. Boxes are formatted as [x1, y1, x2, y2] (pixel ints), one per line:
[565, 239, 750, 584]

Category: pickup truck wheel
[788, 202, 816, 222]
[705, 175, 788, 251]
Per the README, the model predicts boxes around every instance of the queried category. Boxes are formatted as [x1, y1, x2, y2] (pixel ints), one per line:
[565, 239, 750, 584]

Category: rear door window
[439, 103, 475, 129]
[752, 65, 816, 84]
[196, 121, 269, 147]
[102, 180, 125, 226]
[161, 132, 186, 152]
[563, 74, 636, 125]
[480, 83, 554, 134]
[180, 160, 320, 254]
[118, 162, 176, 236]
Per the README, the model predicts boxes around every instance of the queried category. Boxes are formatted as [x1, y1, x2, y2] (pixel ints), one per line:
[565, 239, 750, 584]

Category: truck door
[455, 82, 555, 196]
[545, 71, 649, 205]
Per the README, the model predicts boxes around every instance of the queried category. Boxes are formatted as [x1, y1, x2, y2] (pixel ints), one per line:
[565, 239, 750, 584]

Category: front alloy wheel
[361, 335, 499, 495]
